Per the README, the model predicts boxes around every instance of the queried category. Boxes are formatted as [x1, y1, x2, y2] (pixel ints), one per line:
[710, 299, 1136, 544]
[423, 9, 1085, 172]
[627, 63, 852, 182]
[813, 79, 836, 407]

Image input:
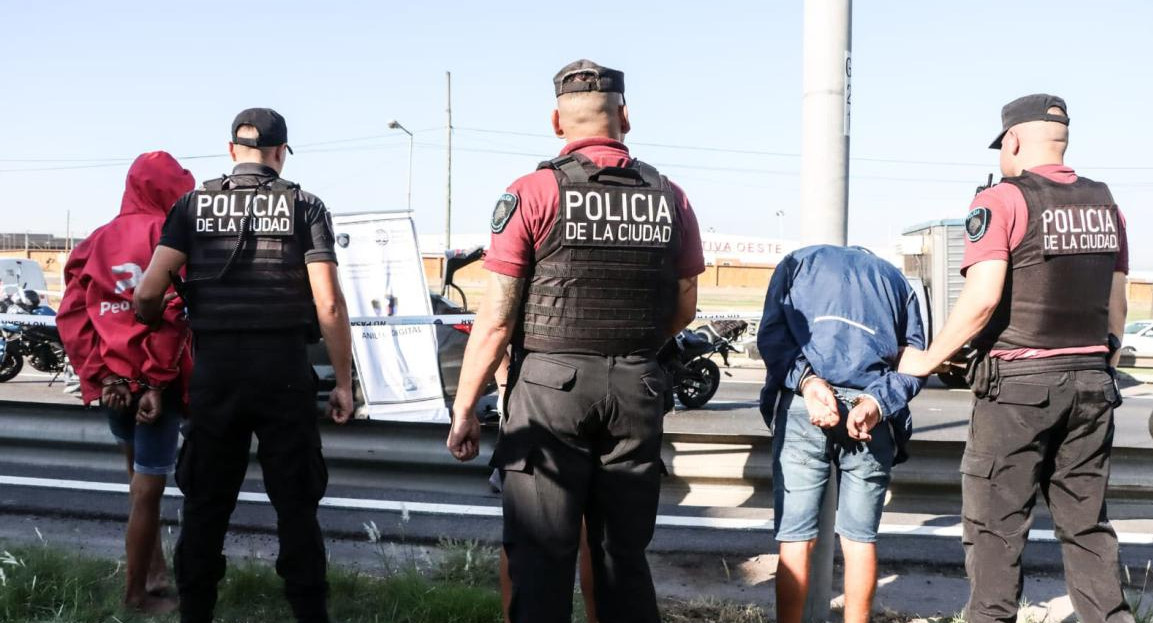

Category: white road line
[3, 474, 1151, 544]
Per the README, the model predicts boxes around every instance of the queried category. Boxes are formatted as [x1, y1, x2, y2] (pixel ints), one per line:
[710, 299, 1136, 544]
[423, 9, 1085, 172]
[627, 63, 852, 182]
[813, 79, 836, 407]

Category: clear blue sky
[3, 1, 1151, 265]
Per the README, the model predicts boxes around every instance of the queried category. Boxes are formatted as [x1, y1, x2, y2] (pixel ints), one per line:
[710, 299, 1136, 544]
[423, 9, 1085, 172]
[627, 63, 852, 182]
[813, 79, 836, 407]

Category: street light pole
[387, 120, 414, 212]
[445, 70, 454, 254]
[800, 1, 852, 622]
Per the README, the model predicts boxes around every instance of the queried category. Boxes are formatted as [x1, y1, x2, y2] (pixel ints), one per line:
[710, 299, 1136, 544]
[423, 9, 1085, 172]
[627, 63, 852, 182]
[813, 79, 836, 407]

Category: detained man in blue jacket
[758, 245, 926, 623]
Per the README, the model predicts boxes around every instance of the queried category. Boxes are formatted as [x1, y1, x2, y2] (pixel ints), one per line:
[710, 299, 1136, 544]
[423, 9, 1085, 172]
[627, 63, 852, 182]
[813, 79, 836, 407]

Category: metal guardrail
[1, 400, 1150, 516]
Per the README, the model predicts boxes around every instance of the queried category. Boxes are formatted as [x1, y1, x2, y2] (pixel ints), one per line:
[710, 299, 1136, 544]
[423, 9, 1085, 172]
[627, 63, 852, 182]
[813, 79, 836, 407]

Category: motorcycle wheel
[0, 353, 23, 382]
[676, 358, 721, 409]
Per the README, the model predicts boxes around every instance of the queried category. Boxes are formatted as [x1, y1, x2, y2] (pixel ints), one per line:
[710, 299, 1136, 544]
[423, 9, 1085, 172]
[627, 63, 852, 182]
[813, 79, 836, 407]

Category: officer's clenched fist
[328, 386, 354, 424]
[447, 412, 480, 462]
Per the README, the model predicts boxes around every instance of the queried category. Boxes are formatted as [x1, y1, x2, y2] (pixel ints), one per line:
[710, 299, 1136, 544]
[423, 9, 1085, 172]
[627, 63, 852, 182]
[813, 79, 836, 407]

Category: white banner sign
[333, 212, 447, 423]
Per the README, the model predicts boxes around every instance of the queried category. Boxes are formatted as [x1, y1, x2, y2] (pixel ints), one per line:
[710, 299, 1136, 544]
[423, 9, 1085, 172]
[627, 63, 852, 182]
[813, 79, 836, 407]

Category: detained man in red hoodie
[57, 151, 195, 615]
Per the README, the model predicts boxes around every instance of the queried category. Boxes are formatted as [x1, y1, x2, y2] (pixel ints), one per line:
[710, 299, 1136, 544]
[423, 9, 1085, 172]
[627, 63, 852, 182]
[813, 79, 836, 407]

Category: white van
[0, 259, 47, 298]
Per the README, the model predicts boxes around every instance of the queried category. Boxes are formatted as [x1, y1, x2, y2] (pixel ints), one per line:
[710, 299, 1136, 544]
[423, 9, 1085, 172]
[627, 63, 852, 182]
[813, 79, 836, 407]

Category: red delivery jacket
[57, 151, 195, 405]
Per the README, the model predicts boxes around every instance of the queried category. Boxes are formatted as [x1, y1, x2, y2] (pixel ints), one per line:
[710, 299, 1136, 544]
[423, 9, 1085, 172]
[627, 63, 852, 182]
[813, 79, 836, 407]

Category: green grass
[0, 538, 779, 623]
[22, 538, 1152, 623]
[0, 542, 502, 623]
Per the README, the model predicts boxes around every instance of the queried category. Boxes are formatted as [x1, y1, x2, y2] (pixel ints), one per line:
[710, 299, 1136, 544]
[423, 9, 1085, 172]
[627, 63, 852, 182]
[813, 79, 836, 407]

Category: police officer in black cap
[901, 94, 1134, 623]
[135, 107, 354, 623]
[447, 60, 706, 623]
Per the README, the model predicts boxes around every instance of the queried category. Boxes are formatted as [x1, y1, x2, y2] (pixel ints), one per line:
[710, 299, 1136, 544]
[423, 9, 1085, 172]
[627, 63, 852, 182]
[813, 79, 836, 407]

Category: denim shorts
[772, 388, 894, 543]
[106, 391, 182, 476]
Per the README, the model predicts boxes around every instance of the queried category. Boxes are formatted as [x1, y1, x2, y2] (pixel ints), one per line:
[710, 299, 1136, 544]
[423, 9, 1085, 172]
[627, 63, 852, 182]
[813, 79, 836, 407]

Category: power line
[0, 129, 436, 172]
[6, 124, 1153, 178]
[454, 126, 1153, 171]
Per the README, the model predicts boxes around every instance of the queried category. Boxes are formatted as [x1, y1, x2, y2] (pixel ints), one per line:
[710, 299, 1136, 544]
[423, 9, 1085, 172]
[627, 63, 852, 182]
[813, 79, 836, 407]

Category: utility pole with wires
[800, 0, 852, 621]
[445, 70, 454, 260]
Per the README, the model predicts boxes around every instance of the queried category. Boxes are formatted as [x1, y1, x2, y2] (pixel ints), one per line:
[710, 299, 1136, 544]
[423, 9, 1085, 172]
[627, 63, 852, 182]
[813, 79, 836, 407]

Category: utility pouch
[967, 351, 1000, 399]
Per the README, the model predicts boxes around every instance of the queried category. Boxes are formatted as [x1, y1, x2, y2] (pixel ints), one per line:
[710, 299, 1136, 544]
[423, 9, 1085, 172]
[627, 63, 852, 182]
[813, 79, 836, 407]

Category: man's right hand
[802, 377, 840, 428]
[328, 385, 354, 424]
[447, 409, 481, 462]
[100, 377, 132, 413]
[136, 388, 164, 424]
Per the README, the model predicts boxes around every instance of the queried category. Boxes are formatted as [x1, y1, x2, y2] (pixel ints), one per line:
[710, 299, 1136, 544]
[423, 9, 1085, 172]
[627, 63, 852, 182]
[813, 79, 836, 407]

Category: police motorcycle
[0, 289, 67, 382]
[662, 319, 749, 409]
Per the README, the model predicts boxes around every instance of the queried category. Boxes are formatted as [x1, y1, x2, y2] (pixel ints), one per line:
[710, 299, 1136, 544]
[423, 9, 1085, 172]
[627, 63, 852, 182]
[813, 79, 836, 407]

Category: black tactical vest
[974, 171, 1120, 352]
[521, 153, 681, 355]
[183, 175, 315, 333]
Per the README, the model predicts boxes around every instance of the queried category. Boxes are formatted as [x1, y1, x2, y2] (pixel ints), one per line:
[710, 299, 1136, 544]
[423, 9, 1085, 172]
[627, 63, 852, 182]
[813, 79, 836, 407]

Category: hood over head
[120, 151, 195, 217]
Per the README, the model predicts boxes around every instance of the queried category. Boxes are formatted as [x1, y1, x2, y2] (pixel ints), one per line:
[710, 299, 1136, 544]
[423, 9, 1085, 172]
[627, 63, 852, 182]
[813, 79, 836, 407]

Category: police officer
[900, 94, 1134, 623]
[447, 60, 705, 623]
[135, 108, 354, 623]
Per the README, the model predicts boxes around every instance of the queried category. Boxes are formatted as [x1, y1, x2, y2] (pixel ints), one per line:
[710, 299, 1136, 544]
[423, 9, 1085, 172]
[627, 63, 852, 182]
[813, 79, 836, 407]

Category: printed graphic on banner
[192, 190, 295, 237]
[333, 213, 446, 423]
[561, 186, 675, 247]
[1041, 204, 1120, 256]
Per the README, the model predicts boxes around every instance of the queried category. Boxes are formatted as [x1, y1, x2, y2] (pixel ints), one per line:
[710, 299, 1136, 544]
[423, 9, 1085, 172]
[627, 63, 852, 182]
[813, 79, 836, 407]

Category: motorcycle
[0, 289, 67, 382]
[665, 319, 750, 409]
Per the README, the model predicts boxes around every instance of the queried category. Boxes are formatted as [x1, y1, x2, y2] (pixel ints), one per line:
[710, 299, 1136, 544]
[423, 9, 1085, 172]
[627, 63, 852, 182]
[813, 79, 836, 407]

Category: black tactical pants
[493, 352, 667, 623]
[175, 331, 329, 623]
[961, 366, 1133, 623]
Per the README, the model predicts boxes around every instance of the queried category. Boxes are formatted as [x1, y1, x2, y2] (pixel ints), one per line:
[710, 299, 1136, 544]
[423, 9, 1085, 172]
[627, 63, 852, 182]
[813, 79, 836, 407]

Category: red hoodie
[57, 151, 195, 405]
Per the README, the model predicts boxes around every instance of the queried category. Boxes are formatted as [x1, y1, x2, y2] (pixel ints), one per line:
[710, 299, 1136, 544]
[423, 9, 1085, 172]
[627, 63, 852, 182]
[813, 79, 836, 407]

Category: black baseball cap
[989, 94, 1069, 149]
[231, 107, 293, 154]
[553, 59, 625, 97]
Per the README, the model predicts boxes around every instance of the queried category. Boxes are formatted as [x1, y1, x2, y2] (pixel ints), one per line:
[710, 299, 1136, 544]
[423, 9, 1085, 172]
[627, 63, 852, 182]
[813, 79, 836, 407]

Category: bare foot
[125, 594, 179, 615]
[146, 573, 173, 596]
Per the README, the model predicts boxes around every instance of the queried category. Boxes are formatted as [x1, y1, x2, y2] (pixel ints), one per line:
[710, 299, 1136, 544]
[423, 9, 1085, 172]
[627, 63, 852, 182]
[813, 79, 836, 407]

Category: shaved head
[1012, 106, 1069, 150]
[1000, 106, 1069, 176]
[553, 91, 629, 143]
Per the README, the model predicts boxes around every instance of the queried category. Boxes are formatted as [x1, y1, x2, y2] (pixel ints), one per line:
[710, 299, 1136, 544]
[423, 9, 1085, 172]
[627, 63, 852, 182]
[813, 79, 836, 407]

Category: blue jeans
[772, 388, 894, 543]
[106, 391, 182, 476]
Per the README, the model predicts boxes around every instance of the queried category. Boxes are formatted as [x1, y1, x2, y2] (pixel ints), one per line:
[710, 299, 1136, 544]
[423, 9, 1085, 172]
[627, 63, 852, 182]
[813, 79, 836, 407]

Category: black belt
[996, 354, 1108, 377]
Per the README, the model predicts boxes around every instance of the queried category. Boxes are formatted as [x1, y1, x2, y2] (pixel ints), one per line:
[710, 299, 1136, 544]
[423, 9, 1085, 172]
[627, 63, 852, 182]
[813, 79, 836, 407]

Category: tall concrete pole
[801, 0, 851, 247]
[445, 71, 454, 255]
[800, 1, 851, 622]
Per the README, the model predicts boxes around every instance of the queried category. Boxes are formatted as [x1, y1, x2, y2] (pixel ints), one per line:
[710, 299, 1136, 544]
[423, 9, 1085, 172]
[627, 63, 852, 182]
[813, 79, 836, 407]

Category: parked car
[1121, 320, 1153, 357]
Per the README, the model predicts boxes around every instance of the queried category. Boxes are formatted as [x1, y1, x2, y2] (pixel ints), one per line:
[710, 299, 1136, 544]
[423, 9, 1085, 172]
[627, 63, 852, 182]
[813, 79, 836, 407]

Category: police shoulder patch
[491, 192, 519, 233]
[966, 207, 991, 242]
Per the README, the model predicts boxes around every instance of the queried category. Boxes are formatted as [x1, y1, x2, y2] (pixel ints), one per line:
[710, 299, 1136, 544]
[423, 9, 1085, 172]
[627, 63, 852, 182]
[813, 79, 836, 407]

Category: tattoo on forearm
[492, 275, 525, 323]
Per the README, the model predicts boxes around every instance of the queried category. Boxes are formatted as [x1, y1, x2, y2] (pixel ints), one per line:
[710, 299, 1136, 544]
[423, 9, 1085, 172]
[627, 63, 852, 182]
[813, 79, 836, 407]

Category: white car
[1122, 320, 1153, 357]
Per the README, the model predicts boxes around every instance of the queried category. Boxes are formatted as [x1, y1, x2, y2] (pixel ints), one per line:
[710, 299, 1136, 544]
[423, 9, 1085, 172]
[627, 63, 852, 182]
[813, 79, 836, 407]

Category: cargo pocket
[995, 381, 1049, 407]
[959, 450, 996, 523]
[521, 357, 577, 391]
[959, 451, 995, 479]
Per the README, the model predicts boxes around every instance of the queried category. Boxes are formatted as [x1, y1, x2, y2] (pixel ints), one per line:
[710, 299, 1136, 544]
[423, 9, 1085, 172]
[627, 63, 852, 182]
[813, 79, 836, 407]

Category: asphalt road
[2, 363, 1152, 571]
[4, 363, 1152, 448]
[669, 365, 1153, 448]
